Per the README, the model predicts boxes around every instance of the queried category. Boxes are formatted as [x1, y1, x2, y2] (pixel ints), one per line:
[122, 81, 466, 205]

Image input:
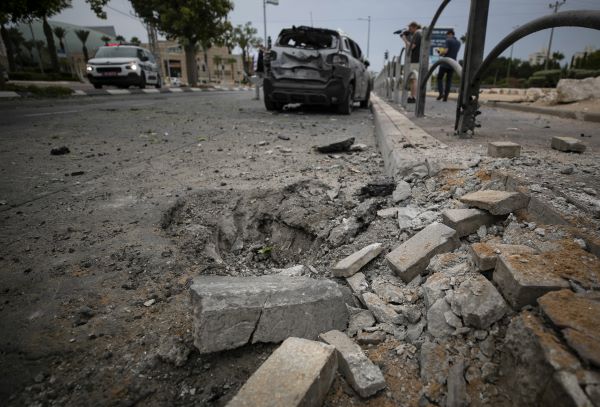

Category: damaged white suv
[263, 26, 371, 114]
[86, 45, 162, 89]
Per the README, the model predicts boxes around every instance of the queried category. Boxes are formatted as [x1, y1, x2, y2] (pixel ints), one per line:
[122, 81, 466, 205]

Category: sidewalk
[426, 91, 600, 123]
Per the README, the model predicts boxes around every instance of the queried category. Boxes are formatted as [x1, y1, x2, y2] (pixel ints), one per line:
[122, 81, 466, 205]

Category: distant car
[263, 26, 371, 114]
[86, 45, 161, 89]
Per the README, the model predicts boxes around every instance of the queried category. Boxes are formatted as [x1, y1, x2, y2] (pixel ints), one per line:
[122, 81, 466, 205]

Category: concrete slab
[450, 274, 507, 329]
[551, 136, 586, 153]
[190, 275, 348, 353]
[319, 330, 386, 398]
[386, 222, 460, 282]
[493, 254, 569, 309]
[346, 272, 369, 305]
[459, 190, 529, 215]
[332, 243, 384, 278]
[442, 208, 496, 237]
[488, 141, 521, 158]
[227, 337, 337, 407]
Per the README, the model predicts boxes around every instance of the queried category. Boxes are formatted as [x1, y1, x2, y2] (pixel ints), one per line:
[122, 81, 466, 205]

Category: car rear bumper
[88, 73, 143, 86]
[263, 77, 346, 106]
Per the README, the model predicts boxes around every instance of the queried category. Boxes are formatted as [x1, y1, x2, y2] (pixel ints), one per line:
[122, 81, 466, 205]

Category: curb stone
[0, 86, 253, 99]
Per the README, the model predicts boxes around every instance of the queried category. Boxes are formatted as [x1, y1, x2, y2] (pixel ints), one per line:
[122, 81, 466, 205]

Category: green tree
[53, 26, 67, 52]
[23, 39, 36, 62]
[130, 0, 233, 86]
[130, 36, 141, 45]
[100, 34, 110, 45]
[233, 21, 262, 75]
[213, 54, 223, 80]
[3, 26, 25, 70]
[115, 34, 125, 43]
[74, 29, 90, 61]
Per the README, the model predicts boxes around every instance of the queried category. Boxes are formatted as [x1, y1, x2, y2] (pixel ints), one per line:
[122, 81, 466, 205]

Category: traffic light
[384, 50, 389, 60]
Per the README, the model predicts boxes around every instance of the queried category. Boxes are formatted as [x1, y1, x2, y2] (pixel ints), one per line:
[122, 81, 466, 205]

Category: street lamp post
[358, 16, 371, 59]
[545, 0, 566, 70]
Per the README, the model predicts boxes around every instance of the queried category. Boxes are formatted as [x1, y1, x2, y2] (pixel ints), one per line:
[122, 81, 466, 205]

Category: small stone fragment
[451, 274, 507, 329]
[446, 358, 468, 407]
[356, 330, 387, 345]
[346, 272, 369, 305]
[392, 180, 412, 203]
[551, 136, 586, 153]
[347, 310, 376, 337]
[362, 292, 403, 325]
[315, 137, 355, 153]
[427, 298, 455, 338]
[488, 141, 521, 158]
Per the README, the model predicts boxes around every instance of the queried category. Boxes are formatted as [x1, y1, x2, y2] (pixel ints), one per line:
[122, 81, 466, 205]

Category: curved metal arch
[425, 0, 452, 41]
[472, 10, 600, 87]
[422, 57, 462, 86]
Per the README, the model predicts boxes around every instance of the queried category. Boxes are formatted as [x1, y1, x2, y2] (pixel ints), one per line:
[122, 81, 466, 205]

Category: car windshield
[94, 47, 138, 58]
[277, 29, 338, 50]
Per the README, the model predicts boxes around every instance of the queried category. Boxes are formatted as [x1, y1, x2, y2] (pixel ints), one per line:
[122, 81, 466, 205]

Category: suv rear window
[277, 29, 338, 49]
[94, 47, 139, 58]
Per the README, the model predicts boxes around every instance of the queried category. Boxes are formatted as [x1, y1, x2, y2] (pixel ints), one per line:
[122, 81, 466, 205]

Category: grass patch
[0, 84, 73, 98]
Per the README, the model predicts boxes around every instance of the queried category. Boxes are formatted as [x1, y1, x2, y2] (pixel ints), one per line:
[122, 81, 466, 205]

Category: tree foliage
[232, 21, 262, 75]
[130, 0, 233, 85]
[74, 29, 90, 61]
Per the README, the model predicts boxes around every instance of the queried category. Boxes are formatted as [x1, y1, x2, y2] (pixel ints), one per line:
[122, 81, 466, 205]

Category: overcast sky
[55, 0, 600, 71]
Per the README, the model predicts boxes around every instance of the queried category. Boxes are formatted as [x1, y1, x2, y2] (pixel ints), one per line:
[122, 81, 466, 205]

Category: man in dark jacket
[437, 29, 461, 101]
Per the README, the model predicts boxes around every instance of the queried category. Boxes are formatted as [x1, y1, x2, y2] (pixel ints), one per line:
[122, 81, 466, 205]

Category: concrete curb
[370, 94, 471, 181]
[0, 86, 253, 99]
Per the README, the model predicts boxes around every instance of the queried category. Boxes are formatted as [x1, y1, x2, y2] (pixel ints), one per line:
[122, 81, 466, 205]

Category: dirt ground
[1, 92, 599, 406]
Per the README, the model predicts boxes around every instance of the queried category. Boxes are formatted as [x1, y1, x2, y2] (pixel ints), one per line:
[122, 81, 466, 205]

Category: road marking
[0, 91, 20, 98]
[106, 89, 131, 95]
[142, 89, 160, 94]
[23, 110, 81, 117]
[169, 88, 183, 93]
[190, 88, 203, 92]
[73, 90, 86, 96]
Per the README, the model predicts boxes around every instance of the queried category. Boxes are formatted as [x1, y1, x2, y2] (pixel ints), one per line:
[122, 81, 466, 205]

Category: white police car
[86, 45, 161, 89]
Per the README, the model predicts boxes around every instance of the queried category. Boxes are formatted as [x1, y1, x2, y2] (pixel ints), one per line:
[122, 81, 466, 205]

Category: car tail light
[328, 54, 348, 66]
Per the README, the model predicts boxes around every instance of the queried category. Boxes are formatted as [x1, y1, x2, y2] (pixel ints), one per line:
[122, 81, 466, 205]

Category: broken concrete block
[551, 136, 586, 153]
[501, 311, 582, 406]
[332, 243, 384, 278]
[392, 180, 412, 203]
[493, 254, 569, 309]
[442, 208, 496, 237]
[427, 298, 455, 338]
[386, 222, 460, 282]
[446, 359, 468, 407]
[470, 242, 538, 271]
[319, 330, 386, 398]
[459, 190, 529, 215]
[362, 292, 403, 324]
[420, 340, 450, 384]
[328, 217, 361, 247]
[487, 141, 521, 158]
[377, 207, 398, 218]
[228, 337, 337, 407]
[357, 330, 386, 345]
[346, 272, 369, 305]
[190, 275, 348, 353]
[422, 272, 451, 308]
[450, 274, 507, 329]
[397, 206, 420, 229]
[347, 309, 376, 337]
[371, 277, 405, 304]
[538, 289, 600, 368]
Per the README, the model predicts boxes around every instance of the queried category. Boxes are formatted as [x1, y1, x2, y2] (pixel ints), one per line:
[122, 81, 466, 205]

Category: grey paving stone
[442, 208, 496, 237]
[227, 337, 337, 407]
[319, 330, 386, 398]
[332, 243, 384, 278]
[459, 190, 529, 215]
[551, 136, 586, 153]
[488, 141, 521, 158]
[190, 275, 348, 353]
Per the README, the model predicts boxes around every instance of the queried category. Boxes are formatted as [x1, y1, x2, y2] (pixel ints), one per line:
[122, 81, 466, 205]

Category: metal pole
[367, 16, 371, 59]
[506, 44, 514, 84]
[455, 0, 490, 136]
[545, 1, 566, 70]
[263, 0, 267, 45]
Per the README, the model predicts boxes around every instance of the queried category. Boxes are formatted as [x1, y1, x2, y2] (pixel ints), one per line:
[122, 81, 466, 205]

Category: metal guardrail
[373, 1, 600, 137]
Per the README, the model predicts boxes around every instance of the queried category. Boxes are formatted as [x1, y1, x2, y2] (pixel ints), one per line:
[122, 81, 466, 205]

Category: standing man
[401, 22, 422, 103]
[437, 29, 461, 101]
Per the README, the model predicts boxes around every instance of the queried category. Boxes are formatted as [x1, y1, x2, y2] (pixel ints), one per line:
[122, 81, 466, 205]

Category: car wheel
[155, 75, 162, 89]
[93, 84, 102, 89]
[337, 85, 353, 115]
[264, 97, 281, 111]
[139, 73, 146, 89]
[360, 83, 371, 108]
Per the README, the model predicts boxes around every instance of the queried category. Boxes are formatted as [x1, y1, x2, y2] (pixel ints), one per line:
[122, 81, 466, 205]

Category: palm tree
[100, 35, 111, 45]
[23, 40, 36, 63]
[6, 27, 26, 68]
[74, 29, 90, 61]
[130, 36, 141, 45]
[226, 57, 237, 82]
[213, 55, 223, 80]
[233, 22, 262, 75]
[53, 26, 67, 53]
[115, 35, 125, 44]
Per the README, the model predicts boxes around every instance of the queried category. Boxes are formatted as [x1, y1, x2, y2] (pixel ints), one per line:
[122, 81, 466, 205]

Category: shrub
[8, 71, 80, 82]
